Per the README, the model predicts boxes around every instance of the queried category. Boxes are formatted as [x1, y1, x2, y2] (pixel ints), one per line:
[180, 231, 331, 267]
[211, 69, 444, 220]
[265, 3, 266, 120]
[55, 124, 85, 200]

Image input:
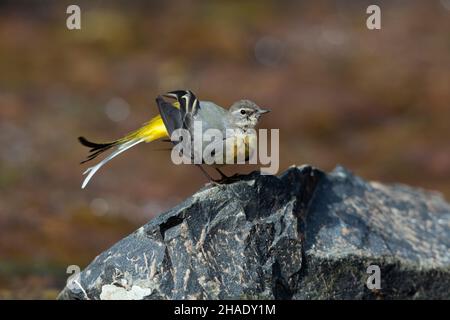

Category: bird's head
[228, 100, 270, 130]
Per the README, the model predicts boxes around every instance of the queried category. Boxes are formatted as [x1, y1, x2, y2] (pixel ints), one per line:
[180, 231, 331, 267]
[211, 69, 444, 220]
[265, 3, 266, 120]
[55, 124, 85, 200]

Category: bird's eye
[240, 109, 246, 115]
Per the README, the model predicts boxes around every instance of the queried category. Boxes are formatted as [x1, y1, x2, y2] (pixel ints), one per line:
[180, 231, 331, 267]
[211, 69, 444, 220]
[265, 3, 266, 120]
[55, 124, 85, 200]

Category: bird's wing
[163, 90, 200, 131]
[164, 90, 200, 116]
[155, 95, 183, 136]
[196, 101, 229, 133]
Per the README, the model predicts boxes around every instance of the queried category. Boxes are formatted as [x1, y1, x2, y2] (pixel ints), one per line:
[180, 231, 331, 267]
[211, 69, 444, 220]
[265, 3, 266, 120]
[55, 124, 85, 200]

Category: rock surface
[58, 165, 450, 300]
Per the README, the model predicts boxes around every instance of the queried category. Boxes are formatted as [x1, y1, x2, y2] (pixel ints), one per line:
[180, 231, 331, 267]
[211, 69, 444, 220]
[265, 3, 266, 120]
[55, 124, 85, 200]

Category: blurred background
[0, 0, 449, 299]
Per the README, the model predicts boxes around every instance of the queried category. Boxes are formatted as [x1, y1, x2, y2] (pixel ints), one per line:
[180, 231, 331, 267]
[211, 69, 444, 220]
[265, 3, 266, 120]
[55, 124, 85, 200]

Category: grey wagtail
[79, 90, 270, 188]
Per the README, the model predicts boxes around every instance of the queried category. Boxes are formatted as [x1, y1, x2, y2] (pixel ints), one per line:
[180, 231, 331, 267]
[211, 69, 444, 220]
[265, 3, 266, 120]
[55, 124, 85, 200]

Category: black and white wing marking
[163, 90, 200, 130]
[156, 90, 201, 151]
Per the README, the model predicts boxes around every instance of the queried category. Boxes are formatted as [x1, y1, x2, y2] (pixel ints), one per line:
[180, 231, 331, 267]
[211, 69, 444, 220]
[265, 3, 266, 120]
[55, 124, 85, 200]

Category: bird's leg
[196, 165, 240, 185]
[215, 168, 240, 183]
[196, 165, 220, 185]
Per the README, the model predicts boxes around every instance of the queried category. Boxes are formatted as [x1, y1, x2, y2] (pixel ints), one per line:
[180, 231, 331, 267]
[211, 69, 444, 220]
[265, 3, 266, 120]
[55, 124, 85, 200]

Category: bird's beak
[259, 108, 271, 114]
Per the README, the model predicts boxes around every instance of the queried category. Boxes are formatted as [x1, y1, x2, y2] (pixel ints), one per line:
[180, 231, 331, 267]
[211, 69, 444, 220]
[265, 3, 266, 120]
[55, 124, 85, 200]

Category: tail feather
[78, 137, 118, 164]
[81, 138, 144, 189]
[79, 114, 170, 188]
[78, 136, 115, 150]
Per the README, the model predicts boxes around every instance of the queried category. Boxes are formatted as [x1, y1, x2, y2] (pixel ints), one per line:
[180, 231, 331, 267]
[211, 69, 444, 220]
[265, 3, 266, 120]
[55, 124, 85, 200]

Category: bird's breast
[225, 131, 257, 164]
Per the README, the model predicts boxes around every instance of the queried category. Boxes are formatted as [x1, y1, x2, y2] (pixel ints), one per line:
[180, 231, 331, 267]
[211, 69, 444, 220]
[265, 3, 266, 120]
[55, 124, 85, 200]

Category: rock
[58, 165, 450, 300]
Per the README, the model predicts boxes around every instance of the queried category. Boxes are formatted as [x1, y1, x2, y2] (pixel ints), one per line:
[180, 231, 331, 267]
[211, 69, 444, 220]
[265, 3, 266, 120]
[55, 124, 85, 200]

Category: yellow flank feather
[118, 101, 180, 143]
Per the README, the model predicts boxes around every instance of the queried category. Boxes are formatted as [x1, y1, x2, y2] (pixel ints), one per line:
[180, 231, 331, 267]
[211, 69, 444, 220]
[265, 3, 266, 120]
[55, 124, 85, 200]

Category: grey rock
[58, 165, 450, 300]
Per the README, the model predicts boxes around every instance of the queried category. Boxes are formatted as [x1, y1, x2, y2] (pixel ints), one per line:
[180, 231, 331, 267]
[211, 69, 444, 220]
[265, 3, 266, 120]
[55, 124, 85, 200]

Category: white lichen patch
[100, 284, 152, 300]
[244, 179, 255, 186]
[195, 227, 207, 250]
[198, 275, 221, 299]
[136, 226, 145, 237]
[149, 258, 157, 279]
[183, 269, 191, 291]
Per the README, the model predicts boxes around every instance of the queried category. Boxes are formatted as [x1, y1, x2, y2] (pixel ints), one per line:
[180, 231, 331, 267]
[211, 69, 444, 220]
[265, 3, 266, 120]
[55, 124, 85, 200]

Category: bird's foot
[211, 173, 241, 184]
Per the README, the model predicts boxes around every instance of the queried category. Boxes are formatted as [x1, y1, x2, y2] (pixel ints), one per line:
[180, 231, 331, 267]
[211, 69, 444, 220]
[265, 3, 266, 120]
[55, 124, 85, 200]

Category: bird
[78, 90, 270, 189]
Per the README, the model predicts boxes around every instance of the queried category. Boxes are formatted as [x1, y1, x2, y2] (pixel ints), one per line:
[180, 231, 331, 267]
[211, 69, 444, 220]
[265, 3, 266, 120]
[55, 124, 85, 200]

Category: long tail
[79, 114, 169, 189]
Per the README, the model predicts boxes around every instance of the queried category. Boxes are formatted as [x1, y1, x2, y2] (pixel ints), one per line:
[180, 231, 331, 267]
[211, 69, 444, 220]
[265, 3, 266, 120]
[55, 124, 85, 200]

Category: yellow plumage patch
[118, 101, 180, 143]
[120, 115, 169, 143]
